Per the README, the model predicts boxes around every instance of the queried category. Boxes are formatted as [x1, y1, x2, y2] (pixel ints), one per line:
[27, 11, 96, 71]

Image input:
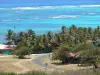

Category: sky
[0, 0, 100, 5]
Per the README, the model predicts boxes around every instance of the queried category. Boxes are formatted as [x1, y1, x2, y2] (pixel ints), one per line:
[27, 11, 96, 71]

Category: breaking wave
[82, 12, 96, 15]
[49, 15, 77, 19]
[87, 13, 96, 15]
[79, 5, 100, 8]
[0, 5, 100, 10]
[0, 19, 21, 22]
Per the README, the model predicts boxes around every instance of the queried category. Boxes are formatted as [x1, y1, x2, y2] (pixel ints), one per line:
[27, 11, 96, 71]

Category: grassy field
[0, 54, 100, 75]
[0, 54, 45, 73]
[0, 54, 96, 74]
[0, 54, 59, 73]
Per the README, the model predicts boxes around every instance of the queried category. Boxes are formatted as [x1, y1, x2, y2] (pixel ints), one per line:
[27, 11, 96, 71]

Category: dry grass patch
[42, 56, 93, 71]
[0, 54, 42, 73]
[0, 55, 22, 73]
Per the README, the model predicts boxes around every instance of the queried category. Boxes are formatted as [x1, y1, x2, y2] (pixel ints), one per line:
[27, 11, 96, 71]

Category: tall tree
[78, 47, 100, 69]
[52, 44, 71, 64]
[62, 26, 67, 34]
[6, 29, 15, 45]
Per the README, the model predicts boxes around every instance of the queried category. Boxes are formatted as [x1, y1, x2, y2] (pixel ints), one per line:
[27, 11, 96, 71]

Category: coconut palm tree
[47, 31, 53, 41]
[27, 29, 35, 37]
[32, 36, 44, 53]
[6, 29, 15, 45]
[62, 26, 67, 34]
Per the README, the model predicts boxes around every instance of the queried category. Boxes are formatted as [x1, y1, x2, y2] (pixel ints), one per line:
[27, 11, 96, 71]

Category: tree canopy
[6, 25, 100, 65]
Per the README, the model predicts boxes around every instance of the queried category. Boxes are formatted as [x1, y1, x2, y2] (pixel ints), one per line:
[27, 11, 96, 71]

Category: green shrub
[14, 47, 31, 59]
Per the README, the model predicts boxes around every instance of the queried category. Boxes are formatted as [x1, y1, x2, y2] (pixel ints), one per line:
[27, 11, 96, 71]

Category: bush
[14, 47, 31, 59]
[74, 43, 95, 52]
[52, 44, 71, 63]
[74, 43, 100, 69]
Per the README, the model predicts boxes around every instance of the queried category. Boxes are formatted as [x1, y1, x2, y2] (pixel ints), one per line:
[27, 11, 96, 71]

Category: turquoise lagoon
[0, 4, 100, 43]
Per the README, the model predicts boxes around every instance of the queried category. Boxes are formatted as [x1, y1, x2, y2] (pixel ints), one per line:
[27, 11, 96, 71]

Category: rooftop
[0, 44, 16, 50]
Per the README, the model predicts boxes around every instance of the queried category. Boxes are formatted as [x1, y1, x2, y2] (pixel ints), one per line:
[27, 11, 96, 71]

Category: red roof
[0, 44, 16, 50]
[68, 53, 76, 57]
[67, 52, 79, 58]
[87, 40, 96, 43]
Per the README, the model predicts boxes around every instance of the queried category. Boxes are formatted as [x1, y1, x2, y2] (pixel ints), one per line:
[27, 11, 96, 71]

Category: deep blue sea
[0, 4, 100, 43]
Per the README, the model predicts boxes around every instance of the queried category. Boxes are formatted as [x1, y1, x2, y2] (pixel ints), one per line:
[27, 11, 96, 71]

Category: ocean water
[0, 4, 100, 43]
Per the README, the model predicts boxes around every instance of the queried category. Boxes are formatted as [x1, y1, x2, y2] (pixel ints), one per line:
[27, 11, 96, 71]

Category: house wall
[0, 50, 12, 55]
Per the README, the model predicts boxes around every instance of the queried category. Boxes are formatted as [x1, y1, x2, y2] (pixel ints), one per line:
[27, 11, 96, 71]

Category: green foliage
[6, 25, 100, 54]
[14, 47, 31, 59]
[62, 26, 67, 34]
[0, 71, 47, 75]
[6, 29, 16, 45]
[74, 43, 95, 52]
[75, 43, 100, 68]
[0, 72, 16, 75]
[52, 44, 71, 63]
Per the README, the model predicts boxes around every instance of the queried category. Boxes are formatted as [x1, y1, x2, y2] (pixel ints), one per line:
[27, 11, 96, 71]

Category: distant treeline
[6, 25, 100, 53]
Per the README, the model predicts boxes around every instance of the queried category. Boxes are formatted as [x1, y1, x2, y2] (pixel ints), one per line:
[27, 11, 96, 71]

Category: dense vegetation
[0, 70, 100, 75]
[6, 25, 100, 51]
[6, 25, 100, 67]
